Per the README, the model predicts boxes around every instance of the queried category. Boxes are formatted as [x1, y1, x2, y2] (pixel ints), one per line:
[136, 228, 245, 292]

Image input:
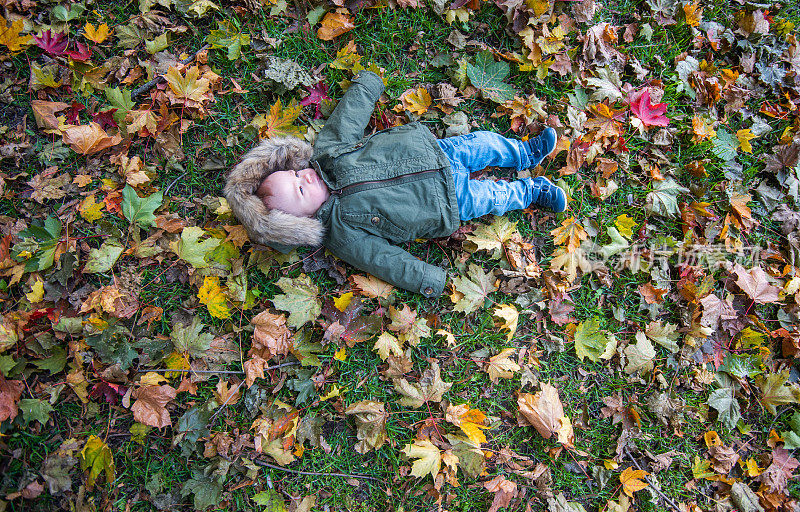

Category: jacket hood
[224, 136, 324, 251]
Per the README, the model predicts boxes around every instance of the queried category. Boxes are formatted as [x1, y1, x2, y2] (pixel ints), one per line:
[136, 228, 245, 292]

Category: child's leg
[450, 170, 537, 221]
[437, 131, 531, 172]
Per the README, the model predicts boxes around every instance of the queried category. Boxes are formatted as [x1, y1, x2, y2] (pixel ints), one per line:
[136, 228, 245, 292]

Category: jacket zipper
[331, 169, 438, 197]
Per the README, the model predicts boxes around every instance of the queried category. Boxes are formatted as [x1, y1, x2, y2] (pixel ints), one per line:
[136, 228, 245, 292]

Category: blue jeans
[437, 132, 535, 221]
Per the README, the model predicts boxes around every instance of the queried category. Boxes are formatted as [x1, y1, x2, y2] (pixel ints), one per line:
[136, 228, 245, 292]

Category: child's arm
[330, 234, 446, 298]
[314, 71, 384, 157]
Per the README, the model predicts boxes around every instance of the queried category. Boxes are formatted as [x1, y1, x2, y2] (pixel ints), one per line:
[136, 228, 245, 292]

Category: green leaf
[712, 128, 739, 161]
[105, 87, 135, 123]
[86, 322, 137, 370]
[270, 274, 322, 328]
[451, 263, 498, 314]
[465, 51, 517, 103]
[170, 317, 215, 358]
[52, 3, 85, 22]
[708, 387, 741, 429]
[205, 21, 250, 60]
[181, 470, 223, 510]
[32, 346, 67, 374]
[170, 226, 221, 268]
[287, 367, 316, 405]
[145, 33, 169, 54]
[0, 354, 16, 376]
[755, 371, 800, 415]
[19, 398, 54, 426]
[781, 412, 800, 449]
[574, 317, 614, 362]
[252, 490, 286, 511]
[645, 178, 688, 218]
[645, 321, 680, 353]
[84, 240, 124, 273]
[289, 327, 323, 367]
[121, 185, 163, 229]
[174, 0, 220, 17]
[80, 435, 115, 486]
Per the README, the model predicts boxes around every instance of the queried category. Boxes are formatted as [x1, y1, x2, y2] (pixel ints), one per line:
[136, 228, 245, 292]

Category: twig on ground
[132, 43, 211, 100]
[624, 448, 682, 512]
[209, 379, 244, 423]
[253, 459, 382, 482]
[138, 362, 299, 374]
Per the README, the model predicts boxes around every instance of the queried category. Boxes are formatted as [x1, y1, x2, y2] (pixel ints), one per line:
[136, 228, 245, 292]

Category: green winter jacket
[311, 71, 459, 297]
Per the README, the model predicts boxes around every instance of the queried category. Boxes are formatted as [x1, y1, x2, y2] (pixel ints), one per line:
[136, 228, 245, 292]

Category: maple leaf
[759, 447, 800, 494]
[395, 87, 432, 115]
[79, 436, 115, 487]
[493, 304, 519, 342]
[64, 42, 92, 62]
[170, 226, 221, 268]
[574, 317, 614, 362]
[484, 475, 518, 512]
[755, 371, 800, 415]
[485, 347, 521, 383]
[646, 178, 688, 217]
[736, 128, 756, 153]
[345, 401, 388, 453]
[317, 11, 356, 41]
[646, 321, 680, 353]
[446, 404, 489, 445]
[205, 20, 250, 60]
[393, 361, 452, 408]
[465, 216, 518, 256]
[401, 439, 441, 480]
[251, 99, 305, 139]
[212, 380, 241, 406]
[126, 108, 160, 137]
[466, 51, 517, 103]
[584, 103, 626, 138]
[165, 66, 211, 103]
[624, 332, 656, 374]
[198, 276, 232, 319]
[271, 274, 322, 328]
[250, 310, 292, 361]
[629, 89, 669, 128]
[33, 30, 68, 55]
[450, 264, 498, 314]
[30, 100, 70, 131]
[517, 383, 574, 447]
[620, 467, 648, 497]
[62, 122, 122, 156]
[0, 376, 23, 422]
[132, 384, 177, 428]
[549, 246, 591, 283]
[84, 23, 111, 44]
[299, 81, 330, 120]
[373, 332, 403, 361]
[351, 274, 394, 298]
[731, 263, 781, 304]
[0, 15, 32, 53]
[551, 217, 588, 252]
[84, 240, 124, 273]
[614, 214, 637, 238]
[691, 116, 716, 143]
[329, 40, 363, 71]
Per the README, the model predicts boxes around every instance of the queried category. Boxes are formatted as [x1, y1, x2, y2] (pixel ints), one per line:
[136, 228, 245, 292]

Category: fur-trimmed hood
[224, 137, 324, 251]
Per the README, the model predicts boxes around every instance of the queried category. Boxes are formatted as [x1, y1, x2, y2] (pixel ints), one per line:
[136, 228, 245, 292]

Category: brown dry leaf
[213, 380, 242, 406]
[483, 475, 518, 512]
[317, 11, 356, 41]
[243, 355, 268, 388]
[517, 383, 574, 447]
[224, 224, 249, 247]
[351, 274, 394, 299]
[0, 376, 24, 422]
[732, 263, 781, 304]
[485, 348, 521, 383]
[62, 123, 122, 155]
[550, 217, 588, 252]
[584, 103, 626, 139]
[131, 384, 177, 428]
[250, 310, 292, 360]
[393, 361, 452, 408]
[344, 400, 388, 453]
[758, 447, 799, 493]
[126, 109, 160, 136]
[30, 100, 70, 131]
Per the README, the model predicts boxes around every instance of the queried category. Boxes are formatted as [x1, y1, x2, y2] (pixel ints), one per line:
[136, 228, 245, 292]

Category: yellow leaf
[165, 66, 211, 103]
[79, 195, 104, 222]
[691, 116, 716, 143]
[436, 328, 457, 347]
[0, 16, 32, 53]
[740, 457, 763, 477]
[84, 22, 112, 44]
[401, 439, 441, 480]
[485, 348, 521, 383]
[704, 430, 721, 448]
[493, 304, 519, 342]
[329, 40, 363, 72]
[139, 372, 168, 386]
[445, 404, 489, 445]
[373, 332, 403, 361]
[320, 384, 341, 401]
[528, 0, 550, 17]
[79, 435, 115, 487]
[614, 214, 637, 239]
[26, 279, 44, 303]
[252, 99, 305, 139]
[736, 128, 756, 153]
[396, 87, 432, 116]
[198, 276, 232, 319]
[162, 352, 190, 379]
[683, 3, 702, 26]
[620, 467, 649, 497]
[334, 292, 353, 312]
[550, 216, 587, 252]
[317, 11, 356, 41]
[334, 347, 347, 361]
[603, 459, 619, 470]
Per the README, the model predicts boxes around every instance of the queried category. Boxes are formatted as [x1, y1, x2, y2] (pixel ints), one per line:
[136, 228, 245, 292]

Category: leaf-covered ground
[1, 0, 800, 511]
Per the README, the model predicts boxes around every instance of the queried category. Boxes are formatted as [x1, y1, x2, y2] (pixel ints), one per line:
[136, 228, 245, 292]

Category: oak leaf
[131, 384, 177, 428]
[62, 123, 122, 155]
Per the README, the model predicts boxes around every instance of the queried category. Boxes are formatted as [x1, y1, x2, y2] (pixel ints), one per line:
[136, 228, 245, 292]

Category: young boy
[224, 70, 566, 297]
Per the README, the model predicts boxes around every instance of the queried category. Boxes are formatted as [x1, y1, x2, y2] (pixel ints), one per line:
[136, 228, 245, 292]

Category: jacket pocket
[342, 212, 406, 242]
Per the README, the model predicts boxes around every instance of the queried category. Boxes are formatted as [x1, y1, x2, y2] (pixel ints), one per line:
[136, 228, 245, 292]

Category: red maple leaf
[92, 108, 118, 130]
[34, 30, 68, 56]
[65, 101, 85, 124]
[64, 42, 92, 62]
[630, 89, 669, 127]
[89, 381, 128, 405]
[299, 81, 330, 119]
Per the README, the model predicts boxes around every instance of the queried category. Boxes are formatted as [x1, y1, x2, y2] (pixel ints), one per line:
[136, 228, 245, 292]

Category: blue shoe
[530, 176, 567, 212]
[523, 127, 557, 167]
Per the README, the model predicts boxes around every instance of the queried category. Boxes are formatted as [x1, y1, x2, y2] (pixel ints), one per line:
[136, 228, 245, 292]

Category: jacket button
[424, 287, 434, 295]
[371, 216, 380, 225]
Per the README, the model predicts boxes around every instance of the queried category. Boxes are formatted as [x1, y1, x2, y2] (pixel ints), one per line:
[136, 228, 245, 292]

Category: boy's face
[260, 167, 330, 218]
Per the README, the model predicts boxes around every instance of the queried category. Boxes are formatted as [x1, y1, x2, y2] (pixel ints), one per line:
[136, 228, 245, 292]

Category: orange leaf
[317, 11, 356, 41]
[395, 87, 432, 115]
[84, 22, 112, 44]
[352, 274, 395, 299]
[30, 100, 70, 130]
[62, 122, 122, 155]
[252, 99, 305, 139]
[620, 467, 649, 497]
[131, 384, 177, 428]
[691, 116, 716, 143]
[550, 217, 587, 253]
[584, 103, 626, 139]
[0, 16, 32, 53]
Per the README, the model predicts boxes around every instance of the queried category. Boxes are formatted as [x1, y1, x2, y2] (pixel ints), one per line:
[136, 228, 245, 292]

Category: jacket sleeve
[314, 71, 385, 155]
[330, 233, 447, 297]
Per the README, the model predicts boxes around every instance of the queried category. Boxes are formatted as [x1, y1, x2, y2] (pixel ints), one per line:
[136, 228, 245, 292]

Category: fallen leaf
[131, 384, 177, 428]
[483, 475, 518, 512]
[393, 361, 452, 408]
[485, 347, 521, 383]
[619, 467, 648, 497]
[198, 276, 232, 319]
[518, 383, 573, 447]
[445, 403, 489, 445]
[62, 123, 122, 155]
[345, 401, 388, 453]
[401, 439, 441, 480]
[317, 11, 356, 41]
[79, 436, 115, 487]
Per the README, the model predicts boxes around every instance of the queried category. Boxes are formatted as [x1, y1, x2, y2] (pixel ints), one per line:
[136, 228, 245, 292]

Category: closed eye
[299, 186, 304, 195]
